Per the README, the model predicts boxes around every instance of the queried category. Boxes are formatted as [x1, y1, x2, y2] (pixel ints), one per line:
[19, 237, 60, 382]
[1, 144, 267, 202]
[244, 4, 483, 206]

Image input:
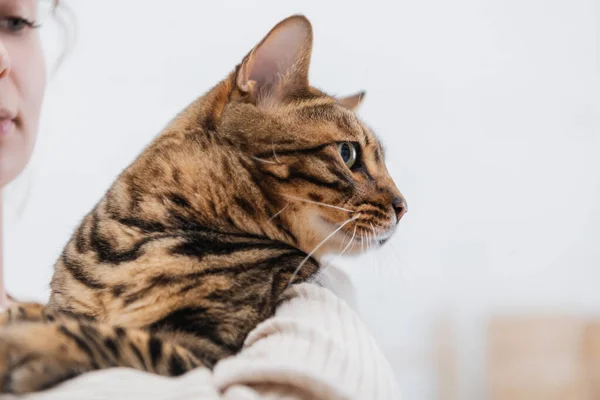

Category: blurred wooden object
[436, 315, 600, 399]
[436, 317, 460, 400]
[583, 321, 600, 399]
[487, 316, 590, 400]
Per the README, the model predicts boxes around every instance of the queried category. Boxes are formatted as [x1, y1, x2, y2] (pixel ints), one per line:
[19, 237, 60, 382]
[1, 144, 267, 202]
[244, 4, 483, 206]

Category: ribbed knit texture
[2, 283, 401, 400]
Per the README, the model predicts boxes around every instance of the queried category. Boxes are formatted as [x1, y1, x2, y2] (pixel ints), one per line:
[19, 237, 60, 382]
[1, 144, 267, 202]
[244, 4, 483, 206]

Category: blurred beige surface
[438, 316, 600, 400]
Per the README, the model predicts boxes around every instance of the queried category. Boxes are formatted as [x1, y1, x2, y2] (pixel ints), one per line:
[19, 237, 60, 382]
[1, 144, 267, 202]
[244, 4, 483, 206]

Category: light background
[4, 1, 598, 398]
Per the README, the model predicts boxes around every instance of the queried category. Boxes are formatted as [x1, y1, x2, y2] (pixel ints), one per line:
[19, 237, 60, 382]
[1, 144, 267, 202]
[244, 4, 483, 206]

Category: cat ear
[237, 15, 313, 103]
[337, 91, 366, 111]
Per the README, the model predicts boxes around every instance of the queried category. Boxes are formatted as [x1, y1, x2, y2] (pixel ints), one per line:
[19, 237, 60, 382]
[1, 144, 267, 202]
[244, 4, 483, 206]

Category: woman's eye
[337, 142, 358, 169]
[0, 16, 37, 34]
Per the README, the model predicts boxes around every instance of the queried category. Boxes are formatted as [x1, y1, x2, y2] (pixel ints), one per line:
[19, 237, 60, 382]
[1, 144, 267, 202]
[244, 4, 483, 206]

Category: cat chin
[352, 223, 397, 251]
[371, 225, 397, 244]
[307, 213, 385, 256]
[307, 213, 354, 252]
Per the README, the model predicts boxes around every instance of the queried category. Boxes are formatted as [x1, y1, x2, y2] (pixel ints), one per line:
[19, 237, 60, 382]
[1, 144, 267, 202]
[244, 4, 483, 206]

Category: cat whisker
[285, 214, 361, 289]
[387, 242, 404, 280]
[367, 222, 389, 285]
[339, 224, 358, 259]
[339, 230, 350, 252]
[251, 156, 278, 165]
[267, 203, 289, 222]
[369, 222, 380, 249]
[271, 139, 281, 163]
[284, 195, 354, 213]
[322, 223, 358, 271]
[376, 235, 404, 284]
[367, 231, 376, 276]
[367, 226, 381, 280]
[369, 221, 376, 234]
[370, 230, 396, 302]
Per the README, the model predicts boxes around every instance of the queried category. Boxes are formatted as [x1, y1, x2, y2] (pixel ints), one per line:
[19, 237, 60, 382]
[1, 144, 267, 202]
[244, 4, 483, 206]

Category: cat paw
[0, 322, 90, 393]
[0, 302, 48, 327]
[0, 350, 70, 394]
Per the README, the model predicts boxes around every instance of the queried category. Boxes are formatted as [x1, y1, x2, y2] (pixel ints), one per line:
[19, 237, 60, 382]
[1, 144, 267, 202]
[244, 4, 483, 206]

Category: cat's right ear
[236, 15, 313, 104]
[338, 91, 366, 111]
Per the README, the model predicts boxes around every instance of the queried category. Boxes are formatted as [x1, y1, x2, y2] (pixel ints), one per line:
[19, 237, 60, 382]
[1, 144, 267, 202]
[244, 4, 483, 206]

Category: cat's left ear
[337, 91, 366, 111]
[236, 15, 313, 104]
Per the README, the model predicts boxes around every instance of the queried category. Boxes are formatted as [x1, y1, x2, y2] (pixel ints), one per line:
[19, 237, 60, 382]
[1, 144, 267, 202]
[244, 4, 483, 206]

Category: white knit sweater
[3, 283, 401, 400]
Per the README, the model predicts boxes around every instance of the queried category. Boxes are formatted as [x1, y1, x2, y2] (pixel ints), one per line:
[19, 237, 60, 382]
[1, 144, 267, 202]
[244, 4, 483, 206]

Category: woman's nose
[0, 41, 10, 79]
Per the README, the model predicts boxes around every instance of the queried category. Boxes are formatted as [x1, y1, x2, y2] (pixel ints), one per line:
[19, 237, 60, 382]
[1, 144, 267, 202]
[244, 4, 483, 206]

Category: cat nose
[392, 197, 407, 222]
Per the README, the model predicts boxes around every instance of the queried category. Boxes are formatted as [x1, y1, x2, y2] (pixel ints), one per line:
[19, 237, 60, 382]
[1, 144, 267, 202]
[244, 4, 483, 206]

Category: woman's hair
[48, 0, 77, 77]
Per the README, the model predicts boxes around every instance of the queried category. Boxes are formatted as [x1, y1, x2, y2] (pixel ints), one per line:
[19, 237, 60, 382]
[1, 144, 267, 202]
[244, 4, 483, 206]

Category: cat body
[0, 15, 406, 393]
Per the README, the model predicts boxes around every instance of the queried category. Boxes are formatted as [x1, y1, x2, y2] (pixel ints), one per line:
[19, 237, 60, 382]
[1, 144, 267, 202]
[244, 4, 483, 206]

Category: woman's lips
[0, 118, 15, 137]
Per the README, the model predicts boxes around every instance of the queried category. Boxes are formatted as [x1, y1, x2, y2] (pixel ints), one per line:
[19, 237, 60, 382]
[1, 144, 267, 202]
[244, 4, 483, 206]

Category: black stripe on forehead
[287, 87, 329, 101]
[296, 104, 364, 141]
[336, 113, 360, 139]
[295, 103, 338, 120]
[361, 123, 384, 152]
[378, 142, 386, 160]
[373, 130, 386, 159]
[359, 125, 387, 166]
[361, 126, 371, 146]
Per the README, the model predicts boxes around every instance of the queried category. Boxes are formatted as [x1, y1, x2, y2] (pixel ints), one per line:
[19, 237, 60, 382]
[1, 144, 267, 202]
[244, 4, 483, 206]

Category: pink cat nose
[392, 197, 407, 222]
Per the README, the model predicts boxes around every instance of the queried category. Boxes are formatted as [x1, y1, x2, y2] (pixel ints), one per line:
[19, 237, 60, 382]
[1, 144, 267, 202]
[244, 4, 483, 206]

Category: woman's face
[0, 0, 46, 187]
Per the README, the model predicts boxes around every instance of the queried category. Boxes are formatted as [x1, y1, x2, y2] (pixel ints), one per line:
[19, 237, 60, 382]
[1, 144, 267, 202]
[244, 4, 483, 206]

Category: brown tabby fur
[0, 15, 406, 393]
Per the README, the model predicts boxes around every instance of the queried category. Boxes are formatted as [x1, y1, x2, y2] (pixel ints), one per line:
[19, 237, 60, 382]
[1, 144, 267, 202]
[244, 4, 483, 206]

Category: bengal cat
[0, 15, 407, 393]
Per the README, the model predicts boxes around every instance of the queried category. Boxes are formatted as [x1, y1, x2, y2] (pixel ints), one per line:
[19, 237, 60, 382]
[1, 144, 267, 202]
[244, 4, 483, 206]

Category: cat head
[165, 15, 406, 258]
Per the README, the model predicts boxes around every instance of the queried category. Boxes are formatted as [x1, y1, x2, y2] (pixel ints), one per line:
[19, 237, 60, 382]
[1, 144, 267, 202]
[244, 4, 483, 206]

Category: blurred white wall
[4, 0, 598, 398]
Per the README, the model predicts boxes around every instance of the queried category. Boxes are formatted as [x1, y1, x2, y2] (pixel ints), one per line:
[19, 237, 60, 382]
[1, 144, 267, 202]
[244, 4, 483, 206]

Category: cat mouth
[313, 214, 395, 253]
[375, 228, 396, 245]
[353, 220, 396, 246]
[356, 231, 395, 247]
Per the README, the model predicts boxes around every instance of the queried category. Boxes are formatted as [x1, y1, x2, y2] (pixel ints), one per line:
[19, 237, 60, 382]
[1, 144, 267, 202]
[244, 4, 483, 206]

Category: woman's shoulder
[311, 265, 357, 309]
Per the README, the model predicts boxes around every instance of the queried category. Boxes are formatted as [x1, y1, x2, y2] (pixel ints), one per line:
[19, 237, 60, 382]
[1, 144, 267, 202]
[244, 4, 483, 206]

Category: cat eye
[337, 142, 358, 169]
